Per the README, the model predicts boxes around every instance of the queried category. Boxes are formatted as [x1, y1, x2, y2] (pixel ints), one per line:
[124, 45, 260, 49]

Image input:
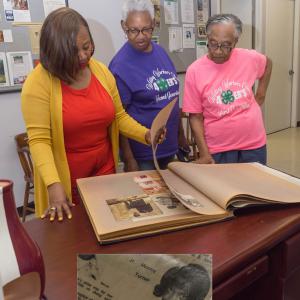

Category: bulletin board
[153, 0, 211, 73]
[0, 0, 68, 93]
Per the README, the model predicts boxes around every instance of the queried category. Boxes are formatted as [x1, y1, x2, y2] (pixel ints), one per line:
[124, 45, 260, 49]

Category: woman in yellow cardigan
[21, 7, 152, 221]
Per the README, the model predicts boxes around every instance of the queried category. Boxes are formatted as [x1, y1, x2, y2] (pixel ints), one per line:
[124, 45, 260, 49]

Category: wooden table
[24, 204, 300, 300]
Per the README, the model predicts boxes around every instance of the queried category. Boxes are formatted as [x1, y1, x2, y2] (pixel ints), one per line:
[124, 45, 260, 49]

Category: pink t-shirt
[183, 48, 267, 154]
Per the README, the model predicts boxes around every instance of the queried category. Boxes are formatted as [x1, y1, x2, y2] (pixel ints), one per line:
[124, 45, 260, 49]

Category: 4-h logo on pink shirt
[221, 90, 235, 104]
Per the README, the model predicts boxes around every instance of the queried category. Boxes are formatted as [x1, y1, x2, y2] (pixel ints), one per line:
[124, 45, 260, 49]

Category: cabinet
[214, 231, 300, 300]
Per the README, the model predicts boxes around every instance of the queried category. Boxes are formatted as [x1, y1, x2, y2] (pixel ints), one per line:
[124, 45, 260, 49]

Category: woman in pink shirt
[183, 14, 272, 164]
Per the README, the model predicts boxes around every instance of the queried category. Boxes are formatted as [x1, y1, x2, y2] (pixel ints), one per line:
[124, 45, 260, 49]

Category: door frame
[291, 0, 300, 127]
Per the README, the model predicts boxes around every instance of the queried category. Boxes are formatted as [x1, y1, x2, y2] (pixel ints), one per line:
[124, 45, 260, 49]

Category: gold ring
[49, 207, 56, 211]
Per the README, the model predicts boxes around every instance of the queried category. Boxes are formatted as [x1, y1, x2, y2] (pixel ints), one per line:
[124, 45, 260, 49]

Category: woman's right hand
[41, 182, 74, 221]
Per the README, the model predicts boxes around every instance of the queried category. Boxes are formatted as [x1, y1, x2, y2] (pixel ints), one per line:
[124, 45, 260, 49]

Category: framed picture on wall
[6, 51, 33, 86]
[0, 52, 10, 87]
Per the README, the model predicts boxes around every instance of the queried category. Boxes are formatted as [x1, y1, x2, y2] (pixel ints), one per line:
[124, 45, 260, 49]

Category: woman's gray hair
[122, 0, 154, 21]
[206, 14, 243, 38]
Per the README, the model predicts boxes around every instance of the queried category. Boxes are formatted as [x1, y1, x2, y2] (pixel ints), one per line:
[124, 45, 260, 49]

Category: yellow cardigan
[21, 58, 148, 217]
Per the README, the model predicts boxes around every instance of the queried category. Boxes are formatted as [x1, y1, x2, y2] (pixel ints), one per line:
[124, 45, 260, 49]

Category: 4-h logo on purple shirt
[155, 78, 169, 92]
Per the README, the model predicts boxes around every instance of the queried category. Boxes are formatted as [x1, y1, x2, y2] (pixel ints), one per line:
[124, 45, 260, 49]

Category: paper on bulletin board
[3, 29, 13, 43]
[3, 0, 31, 22]
[168, 26, 182, 52]
[29, 25, 42, 54]
[43, 0, 66, 17]
[197, 0, 210, 24]
[151, 0, 161, 28]
[196, 40, 207, 58]
[164, 0, 179, 25]
[6, 51, 33, 86]
[183, 24, 195, 48]
[0, 52, 10, 87]
[0, 30, 13, 43]
[181, 0, 194, 23]
[198, 24, 206, 39]
[202, 0, 210, 23]
[196, 0, 209, 40]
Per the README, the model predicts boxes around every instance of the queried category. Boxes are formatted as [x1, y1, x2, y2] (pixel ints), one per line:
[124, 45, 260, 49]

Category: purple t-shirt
[109, 42, 180, 160]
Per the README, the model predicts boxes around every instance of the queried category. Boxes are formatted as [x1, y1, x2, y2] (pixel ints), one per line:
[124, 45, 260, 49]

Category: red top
[62, 73, 115, 203]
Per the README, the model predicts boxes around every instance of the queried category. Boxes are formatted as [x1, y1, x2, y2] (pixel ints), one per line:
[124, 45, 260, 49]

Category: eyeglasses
[207, 42, 233, 52]
[125, 27, 154, 38]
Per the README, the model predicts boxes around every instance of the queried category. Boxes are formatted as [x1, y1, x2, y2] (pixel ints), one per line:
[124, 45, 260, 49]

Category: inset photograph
[77, 254, 212, 300]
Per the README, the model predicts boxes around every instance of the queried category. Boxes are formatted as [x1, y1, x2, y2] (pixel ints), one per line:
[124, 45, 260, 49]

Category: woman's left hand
[157, 127, 167, 144]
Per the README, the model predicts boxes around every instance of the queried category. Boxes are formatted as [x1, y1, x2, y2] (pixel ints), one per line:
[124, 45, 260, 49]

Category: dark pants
[137, 155, 175, 170]
[212, 145, 267, 165]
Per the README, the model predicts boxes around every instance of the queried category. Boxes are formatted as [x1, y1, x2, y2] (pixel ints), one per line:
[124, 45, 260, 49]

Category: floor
[267, 127, 300, 177]
[23, 127, 300, 222]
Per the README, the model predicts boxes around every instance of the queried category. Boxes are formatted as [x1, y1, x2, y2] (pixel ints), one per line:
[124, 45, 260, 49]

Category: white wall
[0, 92, 26, 207]
[69, 0, 125, 65]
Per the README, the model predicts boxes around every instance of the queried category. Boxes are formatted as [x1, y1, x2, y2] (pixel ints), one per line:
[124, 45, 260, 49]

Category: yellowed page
[149, 98, 225, 215]
[160, 169, 226, 215]
[150, 97, 178, 171]
[168, 162, 300, 209]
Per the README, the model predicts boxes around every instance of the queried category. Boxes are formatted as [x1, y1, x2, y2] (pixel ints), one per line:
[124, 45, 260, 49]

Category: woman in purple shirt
[109, 0, 188, 171]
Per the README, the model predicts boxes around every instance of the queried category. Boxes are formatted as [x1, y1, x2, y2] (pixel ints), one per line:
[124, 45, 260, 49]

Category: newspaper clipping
[77, 254, 212, 300]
